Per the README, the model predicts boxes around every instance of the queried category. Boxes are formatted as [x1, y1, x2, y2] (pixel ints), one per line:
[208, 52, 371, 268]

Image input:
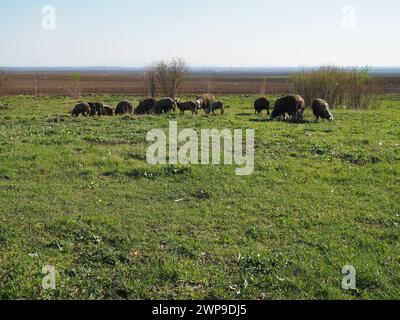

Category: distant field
[0, 95, 399, 299]
[3, 72, 400, 96]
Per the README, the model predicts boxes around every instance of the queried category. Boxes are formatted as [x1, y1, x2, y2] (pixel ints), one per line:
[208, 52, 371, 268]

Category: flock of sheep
[71, 93, 334, 122]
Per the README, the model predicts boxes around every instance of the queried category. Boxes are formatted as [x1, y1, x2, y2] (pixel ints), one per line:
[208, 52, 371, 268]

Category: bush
[143, 58, 187, 98]
[290, 66, 382, 109]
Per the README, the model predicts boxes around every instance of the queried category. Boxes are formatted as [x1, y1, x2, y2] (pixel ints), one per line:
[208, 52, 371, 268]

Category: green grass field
[0, 95, 399, 300]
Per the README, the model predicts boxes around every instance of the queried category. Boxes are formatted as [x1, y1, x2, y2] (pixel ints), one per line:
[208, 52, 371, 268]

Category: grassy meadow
[0, 94, 399, 300]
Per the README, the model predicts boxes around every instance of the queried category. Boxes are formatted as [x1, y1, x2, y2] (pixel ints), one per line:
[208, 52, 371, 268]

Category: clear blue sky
[0, 0, 399, 67]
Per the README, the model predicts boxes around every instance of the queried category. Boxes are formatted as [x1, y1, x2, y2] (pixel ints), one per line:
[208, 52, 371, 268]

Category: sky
[0, 0, 399, 67]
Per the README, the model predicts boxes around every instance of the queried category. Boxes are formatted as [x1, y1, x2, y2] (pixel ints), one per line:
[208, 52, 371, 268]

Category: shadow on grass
[249, 118, 272, 122]
[236, 113, 255, 117]
[250, 118, 313, 124]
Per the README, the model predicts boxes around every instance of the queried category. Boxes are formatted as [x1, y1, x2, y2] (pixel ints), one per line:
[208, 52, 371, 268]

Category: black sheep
[151, 98, 177, 114]
[177, 101, 199, 115]
[254, 97, 270, 115]
[271, 95, 305, 121]
[134, 98, 156, 115]
[71, 102, 91, 117]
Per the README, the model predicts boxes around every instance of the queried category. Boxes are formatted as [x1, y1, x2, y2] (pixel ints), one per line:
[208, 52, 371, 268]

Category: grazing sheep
[195, 99, 201, 111]
[88, 102, 105, 116]
[177, 101, 199, 115]
[88, 102, 96, 116]
[295, 95, 306, 120]
[71, 102, 91, 117]
[196, 94, 215, 110]
[206, 101, 225, 115]
[103, 105, 114, 116]
[271, 95, 305, 121]
[115, 100, 133, 115]
[254, 97, 270, 115]
[151, 98, 177, 114]
[312, 99, 334, 122]
[134, 98, 156, 115]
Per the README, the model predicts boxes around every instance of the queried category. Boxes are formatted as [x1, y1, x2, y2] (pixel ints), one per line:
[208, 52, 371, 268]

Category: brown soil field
[1, 72, 399, 96]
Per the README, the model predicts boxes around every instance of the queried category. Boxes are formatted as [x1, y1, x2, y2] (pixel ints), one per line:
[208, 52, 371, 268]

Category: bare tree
[0, 71, 9, 95]
[154, 58, 187, 98]
[143, 63, 158, 97]
[200, 76, 213, 93]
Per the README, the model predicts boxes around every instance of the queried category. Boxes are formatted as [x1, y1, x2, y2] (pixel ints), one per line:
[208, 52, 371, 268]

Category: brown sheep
[71, 102, 91, 117]
[115, 101, 133, 115]
[254, 97, 270, 115]
[177, 101, 199, 115]
[103, 105, 114, 116]
[151, 98, 177, 114]
[134, 98, 156, 115]
[206, 101, 225, 115]
[271, 95, 305, 121]
[312, 99, 334, 122]
[196, 94, 215, 110]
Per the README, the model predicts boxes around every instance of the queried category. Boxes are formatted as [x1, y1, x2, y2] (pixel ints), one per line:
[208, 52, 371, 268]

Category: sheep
[134, 98, 157, 115]
[88, 102, 105, 116]
[312, 99, 334, 122]
[176, 101, 199, 115]
[71, 102, 91, 117]
[296, 95, 306, 120]
[88, 102, 96, 116]
[206, 101, 225, 115]
[271, 95, 305, 121]
[151, 98, 177, 114]
[196, 94, 215, 110]
[103, 105, 114, 116]
[254, 97, 270, 115]
[115, 101, 133, 115]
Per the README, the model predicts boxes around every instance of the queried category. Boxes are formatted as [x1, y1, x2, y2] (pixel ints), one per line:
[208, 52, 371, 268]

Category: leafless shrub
[345, 68, 383, 109]
[0, 71, 9, 94]
[154, 58, 188, 98]
[290, 66, 382, 109]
